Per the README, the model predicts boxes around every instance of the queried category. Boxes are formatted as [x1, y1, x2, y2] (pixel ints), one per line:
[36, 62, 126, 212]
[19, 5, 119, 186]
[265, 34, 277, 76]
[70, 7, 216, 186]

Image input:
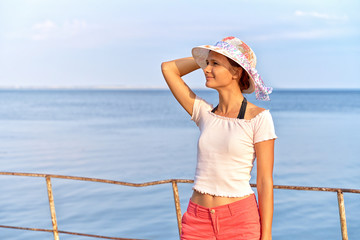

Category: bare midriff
[190, 189, 253, 208]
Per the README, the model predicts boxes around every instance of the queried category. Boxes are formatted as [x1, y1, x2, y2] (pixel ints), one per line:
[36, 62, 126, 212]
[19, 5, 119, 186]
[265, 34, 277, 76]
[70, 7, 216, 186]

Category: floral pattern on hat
[192, 36, 272, 101]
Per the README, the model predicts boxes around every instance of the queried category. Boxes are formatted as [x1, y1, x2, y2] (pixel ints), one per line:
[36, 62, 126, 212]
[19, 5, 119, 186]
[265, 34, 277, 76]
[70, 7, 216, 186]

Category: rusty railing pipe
[171, 180, 182, 238]
[337, 190, 348, 240]
[1, 172, 359, 240]
[46, 176, 59, 240]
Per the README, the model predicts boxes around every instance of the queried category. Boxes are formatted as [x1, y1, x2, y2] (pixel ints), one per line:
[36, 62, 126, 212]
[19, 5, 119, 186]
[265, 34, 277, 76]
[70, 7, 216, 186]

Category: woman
[161, 36, 277, 240]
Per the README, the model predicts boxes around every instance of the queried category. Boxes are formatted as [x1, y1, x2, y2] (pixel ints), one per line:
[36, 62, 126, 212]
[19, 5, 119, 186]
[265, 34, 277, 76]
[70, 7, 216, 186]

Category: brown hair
[227, 58, 250, 91]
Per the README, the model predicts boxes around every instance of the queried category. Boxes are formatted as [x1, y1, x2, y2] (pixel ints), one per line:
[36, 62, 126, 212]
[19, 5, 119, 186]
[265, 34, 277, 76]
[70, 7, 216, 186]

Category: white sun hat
[192, 36, 273, 101]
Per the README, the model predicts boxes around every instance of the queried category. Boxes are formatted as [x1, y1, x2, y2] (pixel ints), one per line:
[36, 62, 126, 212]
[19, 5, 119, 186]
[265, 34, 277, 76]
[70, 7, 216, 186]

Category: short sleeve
[253, 110, 277, 144]
[191, 95, 212, 126]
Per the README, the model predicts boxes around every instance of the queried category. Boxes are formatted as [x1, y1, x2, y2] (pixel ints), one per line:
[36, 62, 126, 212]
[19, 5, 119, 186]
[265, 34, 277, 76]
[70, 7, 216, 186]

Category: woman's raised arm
[161, 57, 200, 116]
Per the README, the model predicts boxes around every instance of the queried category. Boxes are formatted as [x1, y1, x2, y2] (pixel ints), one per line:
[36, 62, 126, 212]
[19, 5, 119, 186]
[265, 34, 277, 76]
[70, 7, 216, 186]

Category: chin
[205, 82, 222, 90]
[205, 81, 215, 89]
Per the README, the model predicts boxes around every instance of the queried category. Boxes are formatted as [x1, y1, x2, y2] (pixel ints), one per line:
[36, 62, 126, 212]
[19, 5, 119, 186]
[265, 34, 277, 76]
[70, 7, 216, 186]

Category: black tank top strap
[237, 97, 247, 119]
[211, 97, 247, 119]
[211, 105, 218, 113]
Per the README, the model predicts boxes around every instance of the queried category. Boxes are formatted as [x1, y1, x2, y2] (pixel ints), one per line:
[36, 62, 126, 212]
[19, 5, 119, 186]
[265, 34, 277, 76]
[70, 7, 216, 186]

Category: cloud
[32, 20, 57, 31]
[31, 20, 58, 40]
[294, 10, 348, 21]
[5, 19, 154, 48]
[30, 19, 96, 41]
[251, 28, 353, 42]
[63, 19, 90, 36]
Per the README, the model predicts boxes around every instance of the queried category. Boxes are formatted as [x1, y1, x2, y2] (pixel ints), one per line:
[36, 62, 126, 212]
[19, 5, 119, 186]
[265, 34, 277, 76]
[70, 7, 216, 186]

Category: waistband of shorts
[186, 194, 256, 219]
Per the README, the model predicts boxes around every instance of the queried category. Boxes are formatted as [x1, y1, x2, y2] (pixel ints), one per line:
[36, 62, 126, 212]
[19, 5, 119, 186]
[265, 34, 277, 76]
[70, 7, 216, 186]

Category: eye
[205, 60, 218, 66]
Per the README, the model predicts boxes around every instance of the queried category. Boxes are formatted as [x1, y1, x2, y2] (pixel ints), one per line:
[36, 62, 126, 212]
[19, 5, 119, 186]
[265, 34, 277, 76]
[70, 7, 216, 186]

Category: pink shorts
[181, 194, 260, 240]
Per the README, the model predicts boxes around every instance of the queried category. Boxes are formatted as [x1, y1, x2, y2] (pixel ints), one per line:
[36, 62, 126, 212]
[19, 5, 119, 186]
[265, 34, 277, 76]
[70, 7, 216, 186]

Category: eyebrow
[206, 57, 218, 62]
[206, 57, 225, 64]
[206, 53, 225, 62]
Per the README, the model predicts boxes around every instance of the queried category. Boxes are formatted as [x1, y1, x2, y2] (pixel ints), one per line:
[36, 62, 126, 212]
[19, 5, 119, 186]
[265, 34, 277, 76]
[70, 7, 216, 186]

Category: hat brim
[192, 45, 255, 94]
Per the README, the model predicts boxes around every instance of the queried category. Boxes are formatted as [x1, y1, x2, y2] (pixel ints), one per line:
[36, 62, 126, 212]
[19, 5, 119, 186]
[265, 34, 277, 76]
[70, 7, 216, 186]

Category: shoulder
[248, 101, 277, 143]
[194, 95, 213, 110]
[245, 101, 266, 120]
[191, 95, 213, 124]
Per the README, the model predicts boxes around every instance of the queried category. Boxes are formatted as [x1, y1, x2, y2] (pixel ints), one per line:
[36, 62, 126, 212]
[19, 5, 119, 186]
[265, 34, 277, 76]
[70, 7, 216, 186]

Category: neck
[216, 86, 244, 114]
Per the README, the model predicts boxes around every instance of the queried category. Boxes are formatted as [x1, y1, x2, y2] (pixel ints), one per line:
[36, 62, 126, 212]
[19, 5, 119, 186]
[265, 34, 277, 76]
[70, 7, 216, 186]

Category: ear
[232, 67, 243, 81]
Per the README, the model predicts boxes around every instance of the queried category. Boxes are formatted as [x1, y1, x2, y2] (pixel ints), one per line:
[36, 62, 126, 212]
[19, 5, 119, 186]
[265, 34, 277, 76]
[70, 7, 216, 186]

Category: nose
[204, 64, 211, 73]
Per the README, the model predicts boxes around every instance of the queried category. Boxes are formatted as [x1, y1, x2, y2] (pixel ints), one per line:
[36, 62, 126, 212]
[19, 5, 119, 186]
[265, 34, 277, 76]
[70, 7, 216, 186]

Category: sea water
[0, 89, 359, 239]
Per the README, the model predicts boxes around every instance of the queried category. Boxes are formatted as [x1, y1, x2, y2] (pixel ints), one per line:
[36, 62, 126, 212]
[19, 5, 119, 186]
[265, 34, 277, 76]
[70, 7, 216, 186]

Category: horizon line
[0, 86, 359, 91]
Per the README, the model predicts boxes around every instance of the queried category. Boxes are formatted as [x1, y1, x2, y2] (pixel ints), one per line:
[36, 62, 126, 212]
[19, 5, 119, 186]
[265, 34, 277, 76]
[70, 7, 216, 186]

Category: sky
[0, 0, 359, 89]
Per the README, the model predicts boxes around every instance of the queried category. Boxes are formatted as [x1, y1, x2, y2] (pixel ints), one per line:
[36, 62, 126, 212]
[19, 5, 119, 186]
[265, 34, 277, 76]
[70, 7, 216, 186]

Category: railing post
[171, 180, 182, 239]
[46, 176, 60, 240]
[337, 190, 348, 240]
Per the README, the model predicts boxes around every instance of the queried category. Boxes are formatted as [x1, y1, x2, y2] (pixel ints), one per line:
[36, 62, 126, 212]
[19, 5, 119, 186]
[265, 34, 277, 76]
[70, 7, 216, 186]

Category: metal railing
[0, 172, 359, 240]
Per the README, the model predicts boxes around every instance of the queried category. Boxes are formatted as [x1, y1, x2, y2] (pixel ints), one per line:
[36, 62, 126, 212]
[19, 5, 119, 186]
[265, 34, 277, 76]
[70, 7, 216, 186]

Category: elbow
[257, 176, 273, 194]
[161, 61, 180, 79]
[161, 61, 171, 73]
[161, 61, 166, 69]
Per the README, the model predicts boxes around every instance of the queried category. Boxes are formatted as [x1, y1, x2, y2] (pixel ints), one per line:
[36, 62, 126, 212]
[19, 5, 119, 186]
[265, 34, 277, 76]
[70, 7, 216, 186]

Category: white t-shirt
[191, 95, 277, 197]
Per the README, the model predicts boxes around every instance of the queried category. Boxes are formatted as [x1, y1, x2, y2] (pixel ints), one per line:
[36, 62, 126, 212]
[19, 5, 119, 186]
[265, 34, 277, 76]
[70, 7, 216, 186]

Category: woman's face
[204, 51, 241, 90]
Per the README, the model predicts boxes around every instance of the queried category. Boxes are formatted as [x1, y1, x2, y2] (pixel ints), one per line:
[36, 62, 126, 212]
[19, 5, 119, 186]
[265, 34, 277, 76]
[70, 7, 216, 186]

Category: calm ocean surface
[0, 89, 359, 240]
